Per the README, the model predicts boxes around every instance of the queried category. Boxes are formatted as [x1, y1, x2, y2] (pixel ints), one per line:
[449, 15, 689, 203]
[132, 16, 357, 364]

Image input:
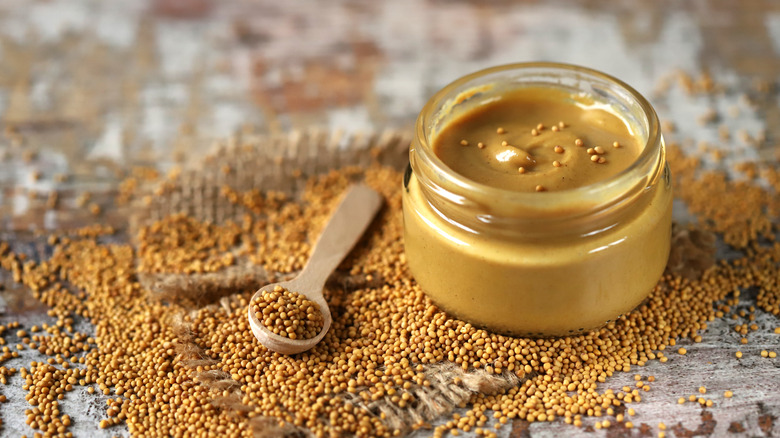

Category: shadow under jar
[402, 63, 672, 337]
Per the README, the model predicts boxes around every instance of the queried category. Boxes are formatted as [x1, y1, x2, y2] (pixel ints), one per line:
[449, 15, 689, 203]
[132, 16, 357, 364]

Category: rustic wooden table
[1, 0, 779, 437]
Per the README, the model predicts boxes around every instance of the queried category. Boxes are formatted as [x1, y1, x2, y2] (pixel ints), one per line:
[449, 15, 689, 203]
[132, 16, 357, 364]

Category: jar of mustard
[402, 62, 672, 337]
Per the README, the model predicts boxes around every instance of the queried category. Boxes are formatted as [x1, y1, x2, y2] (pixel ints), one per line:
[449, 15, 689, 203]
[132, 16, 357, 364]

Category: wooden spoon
[248, 184, 383, 354]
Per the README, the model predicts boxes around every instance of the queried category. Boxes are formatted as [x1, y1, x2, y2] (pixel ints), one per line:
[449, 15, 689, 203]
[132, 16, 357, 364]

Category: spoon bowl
[248, 278, 333, 355]
[247, 184, 383, 355]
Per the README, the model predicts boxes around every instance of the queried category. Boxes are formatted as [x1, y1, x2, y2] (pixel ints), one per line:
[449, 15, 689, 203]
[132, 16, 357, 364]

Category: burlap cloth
[125, 129, 529, 437]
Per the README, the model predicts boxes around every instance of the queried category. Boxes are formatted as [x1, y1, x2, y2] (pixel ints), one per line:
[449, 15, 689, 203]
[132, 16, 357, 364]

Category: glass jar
[402, 62, 672, 337]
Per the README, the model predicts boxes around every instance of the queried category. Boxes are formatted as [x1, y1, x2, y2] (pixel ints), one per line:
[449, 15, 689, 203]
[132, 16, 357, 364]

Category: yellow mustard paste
[433, 87, 640, 192]
[403, 64, 672, 336]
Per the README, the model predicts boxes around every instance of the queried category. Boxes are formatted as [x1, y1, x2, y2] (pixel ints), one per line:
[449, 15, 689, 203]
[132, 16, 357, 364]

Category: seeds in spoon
[251, 285, 324, 340]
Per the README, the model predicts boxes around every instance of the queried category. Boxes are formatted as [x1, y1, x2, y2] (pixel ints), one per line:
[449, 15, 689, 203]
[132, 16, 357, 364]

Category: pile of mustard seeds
[0, 126, 777, 437]
[251, 286, 324, 340]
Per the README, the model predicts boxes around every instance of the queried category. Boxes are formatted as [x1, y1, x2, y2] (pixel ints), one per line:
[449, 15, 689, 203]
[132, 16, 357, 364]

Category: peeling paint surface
[1, 1, 779, 437]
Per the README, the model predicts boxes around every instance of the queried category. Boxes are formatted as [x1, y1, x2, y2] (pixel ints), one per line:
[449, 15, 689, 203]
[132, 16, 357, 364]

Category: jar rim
[413, 62, 662, 213]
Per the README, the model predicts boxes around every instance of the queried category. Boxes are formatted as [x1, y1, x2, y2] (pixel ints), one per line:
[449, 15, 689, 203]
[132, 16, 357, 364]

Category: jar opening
[412, 62, 663, 222]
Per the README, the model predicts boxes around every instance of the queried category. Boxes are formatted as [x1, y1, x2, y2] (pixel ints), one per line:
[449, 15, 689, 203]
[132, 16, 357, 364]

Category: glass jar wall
[402, 63, 672, 337]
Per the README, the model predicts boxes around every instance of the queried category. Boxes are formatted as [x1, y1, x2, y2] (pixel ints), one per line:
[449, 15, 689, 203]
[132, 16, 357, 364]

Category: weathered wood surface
[0, 0, 779, 436]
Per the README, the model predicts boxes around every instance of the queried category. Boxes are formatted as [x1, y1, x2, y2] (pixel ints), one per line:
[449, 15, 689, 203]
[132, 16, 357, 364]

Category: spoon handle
[298, 184, 383, 290]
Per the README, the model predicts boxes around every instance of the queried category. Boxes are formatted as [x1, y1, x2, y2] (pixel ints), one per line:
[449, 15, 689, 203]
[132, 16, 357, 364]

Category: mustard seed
[2, 120, 780, 437]
[251, 286, 324, 340]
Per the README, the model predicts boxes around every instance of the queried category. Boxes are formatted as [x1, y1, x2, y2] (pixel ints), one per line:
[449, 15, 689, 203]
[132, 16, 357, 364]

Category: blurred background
[0, 1, 779, 436]
[1, 0, 779, 230]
